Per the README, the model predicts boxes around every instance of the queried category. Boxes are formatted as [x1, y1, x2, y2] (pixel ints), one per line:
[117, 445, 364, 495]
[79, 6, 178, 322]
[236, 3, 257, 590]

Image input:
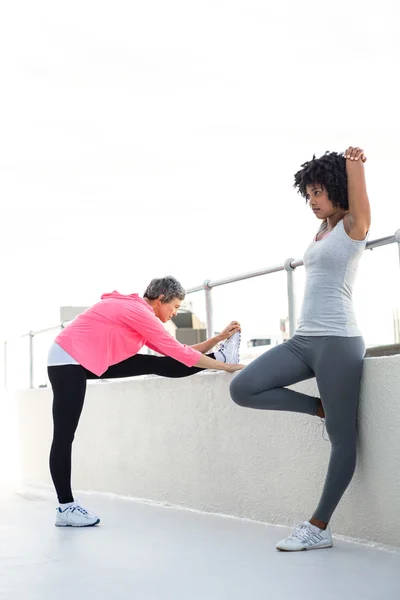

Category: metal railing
[3, 229, 400, 389]
[3, 325, 61, 390]
[186, 229, 400, 338]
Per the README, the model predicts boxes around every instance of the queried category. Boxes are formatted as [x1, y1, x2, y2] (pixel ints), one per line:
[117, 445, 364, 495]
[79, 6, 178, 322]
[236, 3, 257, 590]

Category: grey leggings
[229, 335, 365, 523]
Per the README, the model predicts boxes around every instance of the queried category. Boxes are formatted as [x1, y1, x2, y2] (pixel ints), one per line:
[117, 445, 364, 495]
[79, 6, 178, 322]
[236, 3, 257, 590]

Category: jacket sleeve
[119, 303, 201, 367]
[144, 340, 164, 354]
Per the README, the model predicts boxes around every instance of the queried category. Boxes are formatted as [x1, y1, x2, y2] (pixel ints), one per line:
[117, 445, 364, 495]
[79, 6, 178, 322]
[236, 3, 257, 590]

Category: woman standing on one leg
[48, 276, 243, 527]
[230, 146, 371, 551]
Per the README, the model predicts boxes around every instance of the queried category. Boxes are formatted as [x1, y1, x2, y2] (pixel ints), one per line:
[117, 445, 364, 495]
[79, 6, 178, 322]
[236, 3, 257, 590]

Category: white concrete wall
[10, 355, 400, 547]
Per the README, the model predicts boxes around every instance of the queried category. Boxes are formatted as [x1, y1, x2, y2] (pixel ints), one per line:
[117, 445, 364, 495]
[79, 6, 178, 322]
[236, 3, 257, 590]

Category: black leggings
[48, 354, 212, 504]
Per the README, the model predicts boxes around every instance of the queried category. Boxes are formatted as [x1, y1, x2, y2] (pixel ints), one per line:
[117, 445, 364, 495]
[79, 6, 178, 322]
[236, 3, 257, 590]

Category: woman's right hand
[225, 363, 245, 373]
[345, 146, 367, 163]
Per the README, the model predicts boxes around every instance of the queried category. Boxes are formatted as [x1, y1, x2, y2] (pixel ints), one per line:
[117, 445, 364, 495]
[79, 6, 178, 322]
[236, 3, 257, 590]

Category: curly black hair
[294, 151, 348, 209]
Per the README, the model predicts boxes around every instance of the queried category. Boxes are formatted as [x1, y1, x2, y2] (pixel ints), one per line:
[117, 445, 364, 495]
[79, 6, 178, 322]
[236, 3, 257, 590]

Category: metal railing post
[3, 341, 7, 390]
[203, 280, 214, 338]
[4, 229, 399, 389]
[284, 258, 297, 338]
[29, 331, 34, 389]
[396, 230, 400, 269]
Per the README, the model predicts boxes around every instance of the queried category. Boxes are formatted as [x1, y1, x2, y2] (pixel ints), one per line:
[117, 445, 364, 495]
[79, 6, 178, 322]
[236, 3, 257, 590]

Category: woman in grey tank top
[230, 146, 371, 551]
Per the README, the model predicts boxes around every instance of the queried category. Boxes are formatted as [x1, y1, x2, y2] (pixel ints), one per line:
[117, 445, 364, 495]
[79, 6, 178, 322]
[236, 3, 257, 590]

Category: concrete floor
[0, 488, 399, 600]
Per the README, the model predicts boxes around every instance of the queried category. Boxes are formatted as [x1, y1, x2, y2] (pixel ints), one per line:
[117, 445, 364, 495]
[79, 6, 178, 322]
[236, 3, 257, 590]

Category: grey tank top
[296, 218, 368, 337]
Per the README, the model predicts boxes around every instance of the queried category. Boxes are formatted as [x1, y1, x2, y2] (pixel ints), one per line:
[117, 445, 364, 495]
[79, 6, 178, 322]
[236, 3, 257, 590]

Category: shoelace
[70, 505, 89, 515]
[219, 339, 229, 351]
[292, 524, 320, 543]
[226, 333, 241, 357]
[218, 333, 241, 364]
[217, 338, 234, 360]
[220, 332, 240, 348]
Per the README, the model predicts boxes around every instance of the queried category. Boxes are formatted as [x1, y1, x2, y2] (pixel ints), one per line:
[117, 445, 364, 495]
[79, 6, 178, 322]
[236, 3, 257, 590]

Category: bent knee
[229, 373, 254, 407]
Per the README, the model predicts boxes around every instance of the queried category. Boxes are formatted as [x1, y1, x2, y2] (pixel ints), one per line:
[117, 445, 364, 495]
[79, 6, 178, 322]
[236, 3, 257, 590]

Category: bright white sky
[1, 0, 399, 350]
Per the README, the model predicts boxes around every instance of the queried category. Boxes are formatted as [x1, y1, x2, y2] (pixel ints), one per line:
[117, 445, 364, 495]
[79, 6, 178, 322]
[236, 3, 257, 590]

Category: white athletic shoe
[214, 331, 241, 364]
[276, 521, 333, 551]
[55, 502, 100, 527]
[320, 418, 329, 441]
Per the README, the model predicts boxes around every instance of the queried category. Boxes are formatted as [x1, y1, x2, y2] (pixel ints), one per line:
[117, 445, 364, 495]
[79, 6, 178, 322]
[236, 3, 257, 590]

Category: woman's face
[155, 296, 182, 323]
[305, 184, 338, 220]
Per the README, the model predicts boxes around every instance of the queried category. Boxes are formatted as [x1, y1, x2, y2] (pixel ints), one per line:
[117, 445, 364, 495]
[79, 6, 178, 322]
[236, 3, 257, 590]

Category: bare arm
[343, 146, 371, 241]
[193, 353, 244, 373]
[191, 335, 222, 354]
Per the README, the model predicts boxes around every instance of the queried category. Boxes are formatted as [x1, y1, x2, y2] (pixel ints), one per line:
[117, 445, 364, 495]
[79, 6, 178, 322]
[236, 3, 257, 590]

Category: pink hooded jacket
[55, 291, 202, 376]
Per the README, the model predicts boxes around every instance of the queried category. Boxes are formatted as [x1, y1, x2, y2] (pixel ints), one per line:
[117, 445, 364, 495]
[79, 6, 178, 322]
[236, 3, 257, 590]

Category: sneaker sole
[276, 542, 333, 552]
[55, 518, 100, 528]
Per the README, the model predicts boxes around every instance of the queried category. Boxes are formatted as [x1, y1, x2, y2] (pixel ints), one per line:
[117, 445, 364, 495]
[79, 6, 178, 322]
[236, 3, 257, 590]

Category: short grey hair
[143, 276, 186, 303]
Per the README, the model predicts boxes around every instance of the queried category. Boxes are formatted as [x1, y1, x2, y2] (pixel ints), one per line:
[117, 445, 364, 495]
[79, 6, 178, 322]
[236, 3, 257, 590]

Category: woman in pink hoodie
[47, 275, 243, 527]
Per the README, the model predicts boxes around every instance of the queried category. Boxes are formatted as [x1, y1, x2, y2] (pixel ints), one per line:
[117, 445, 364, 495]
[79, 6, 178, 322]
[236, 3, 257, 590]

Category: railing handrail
[186, 263, 287, 293]
[3, 228, 400, 389]
[187, 230, 400, 294]
[4, 325, 61, 344]
[4, 229, 400, 342]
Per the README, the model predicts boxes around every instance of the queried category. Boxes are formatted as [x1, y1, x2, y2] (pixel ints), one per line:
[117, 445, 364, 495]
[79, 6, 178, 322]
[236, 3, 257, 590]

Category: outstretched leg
[85, 353, 216, 380]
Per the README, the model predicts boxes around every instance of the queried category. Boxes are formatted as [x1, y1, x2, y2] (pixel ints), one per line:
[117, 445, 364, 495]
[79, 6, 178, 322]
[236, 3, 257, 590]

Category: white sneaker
[320, 418, 329, 441]
[276, 521, 333, 551]
[214, 332, 241, 364]
[55, 502, 100, 527]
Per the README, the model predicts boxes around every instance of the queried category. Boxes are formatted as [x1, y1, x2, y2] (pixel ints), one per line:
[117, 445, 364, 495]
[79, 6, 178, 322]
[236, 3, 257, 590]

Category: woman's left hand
[217, 321, 241, 342]
[345, 146, 367, 163]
